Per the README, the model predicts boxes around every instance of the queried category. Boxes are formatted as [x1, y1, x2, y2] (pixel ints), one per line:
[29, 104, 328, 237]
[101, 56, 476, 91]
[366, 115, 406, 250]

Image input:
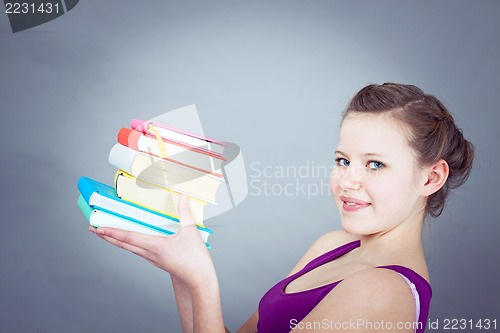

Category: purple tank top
[256, 240, 432, 333]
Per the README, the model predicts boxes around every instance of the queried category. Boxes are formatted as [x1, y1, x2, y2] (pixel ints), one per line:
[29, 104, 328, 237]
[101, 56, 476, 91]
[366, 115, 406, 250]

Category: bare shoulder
[310, 230, 359, 254]
[287, 230, 358, 276]
[332, 268, 416, 304]
[294, 268, 415, 332]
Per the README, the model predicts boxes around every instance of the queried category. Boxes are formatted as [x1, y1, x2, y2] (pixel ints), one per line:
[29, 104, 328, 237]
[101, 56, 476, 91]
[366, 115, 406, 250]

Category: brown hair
[344, 83, 474, 218]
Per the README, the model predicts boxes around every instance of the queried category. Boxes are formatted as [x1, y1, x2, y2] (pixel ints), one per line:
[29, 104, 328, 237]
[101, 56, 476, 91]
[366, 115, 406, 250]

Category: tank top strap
[300, 239, 361, 274]
[376, 265, 432, 333]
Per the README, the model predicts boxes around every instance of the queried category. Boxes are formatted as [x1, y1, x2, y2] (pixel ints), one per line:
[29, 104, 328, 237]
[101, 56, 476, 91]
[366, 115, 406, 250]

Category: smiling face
[330, 112, 428, 236]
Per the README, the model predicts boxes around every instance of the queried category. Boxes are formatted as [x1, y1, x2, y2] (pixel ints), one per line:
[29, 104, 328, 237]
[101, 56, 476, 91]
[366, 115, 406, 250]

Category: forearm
[171, 275, 194, 333]
[191, 273, 226, 333]
[171, 267, 226, 333]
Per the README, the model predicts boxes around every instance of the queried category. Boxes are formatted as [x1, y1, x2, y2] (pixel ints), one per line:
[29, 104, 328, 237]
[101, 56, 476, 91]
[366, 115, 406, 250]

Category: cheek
[367, 172, 418, 210]
[329, 167, 342, 197]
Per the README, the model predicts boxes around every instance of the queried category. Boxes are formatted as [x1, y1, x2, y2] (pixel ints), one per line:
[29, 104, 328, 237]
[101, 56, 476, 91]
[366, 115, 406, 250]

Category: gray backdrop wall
[1, 1, 499, 332]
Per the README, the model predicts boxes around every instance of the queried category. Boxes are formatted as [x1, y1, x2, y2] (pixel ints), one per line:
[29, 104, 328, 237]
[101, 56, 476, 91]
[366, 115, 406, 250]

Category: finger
[177, 194, 196, 228]
[99, 233, 149, 258]
[96, 227, 160, 251]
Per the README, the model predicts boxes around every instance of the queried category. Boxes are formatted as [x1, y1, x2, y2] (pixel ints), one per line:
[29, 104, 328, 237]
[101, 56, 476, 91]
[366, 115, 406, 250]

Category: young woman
[90, 83, 474, 333]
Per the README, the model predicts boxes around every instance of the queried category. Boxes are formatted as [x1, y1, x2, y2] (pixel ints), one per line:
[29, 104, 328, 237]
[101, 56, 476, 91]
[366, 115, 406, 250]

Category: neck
[353, 211, 426, 265]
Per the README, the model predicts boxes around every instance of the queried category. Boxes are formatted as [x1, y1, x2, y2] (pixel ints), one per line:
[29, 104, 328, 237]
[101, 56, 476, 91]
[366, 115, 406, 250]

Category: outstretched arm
[89, 194, 227, 333]
[171, 275, 234, 333]
[171, 275, 194, 332]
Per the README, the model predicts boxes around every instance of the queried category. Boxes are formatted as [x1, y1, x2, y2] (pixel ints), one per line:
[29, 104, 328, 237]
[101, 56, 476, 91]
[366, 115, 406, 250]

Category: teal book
[77, 176, 213, 245]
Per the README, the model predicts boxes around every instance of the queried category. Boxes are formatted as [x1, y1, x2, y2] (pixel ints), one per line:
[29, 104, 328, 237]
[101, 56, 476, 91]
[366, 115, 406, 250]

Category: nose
[336, 165, 363, 191]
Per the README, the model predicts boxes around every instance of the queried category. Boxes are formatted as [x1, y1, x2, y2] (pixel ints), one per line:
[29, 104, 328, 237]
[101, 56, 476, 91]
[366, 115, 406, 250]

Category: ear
[421, 159, 449, 196]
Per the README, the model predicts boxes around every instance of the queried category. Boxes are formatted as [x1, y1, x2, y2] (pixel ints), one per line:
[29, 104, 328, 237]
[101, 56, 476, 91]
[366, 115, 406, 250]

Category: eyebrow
[335, 150, 386, 157]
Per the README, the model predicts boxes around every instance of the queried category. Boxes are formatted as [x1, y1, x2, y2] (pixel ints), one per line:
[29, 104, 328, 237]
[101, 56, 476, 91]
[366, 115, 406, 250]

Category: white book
[108, 144, 224, 204]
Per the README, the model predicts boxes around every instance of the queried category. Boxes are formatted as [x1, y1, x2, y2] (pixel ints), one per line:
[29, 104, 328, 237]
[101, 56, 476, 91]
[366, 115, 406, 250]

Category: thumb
[177, 194, 196, 228]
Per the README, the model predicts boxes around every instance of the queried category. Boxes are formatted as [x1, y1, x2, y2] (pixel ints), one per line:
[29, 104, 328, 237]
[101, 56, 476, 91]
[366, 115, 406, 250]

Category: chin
[340, 217, 378, 236]
[341, 220, 363, 235]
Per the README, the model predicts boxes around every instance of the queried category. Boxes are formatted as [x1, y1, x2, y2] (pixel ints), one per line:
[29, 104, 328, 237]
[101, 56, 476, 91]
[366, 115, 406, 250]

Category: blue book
[77, 177, 213, 245]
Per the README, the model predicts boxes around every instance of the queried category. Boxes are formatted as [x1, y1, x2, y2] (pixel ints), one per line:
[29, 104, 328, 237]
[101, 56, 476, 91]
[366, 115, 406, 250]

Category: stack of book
[77, 118, 228, 248]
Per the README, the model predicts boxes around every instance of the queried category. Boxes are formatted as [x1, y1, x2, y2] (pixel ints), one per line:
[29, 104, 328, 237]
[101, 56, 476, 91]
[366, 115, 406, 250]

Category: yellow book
[113, 170, 207, 227]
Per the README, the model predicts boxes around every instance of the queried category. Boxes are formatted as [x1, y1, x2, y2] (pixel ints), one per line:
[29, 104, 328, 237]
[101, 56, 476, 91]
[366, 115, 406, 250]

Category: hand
[89, 194, 216, 289]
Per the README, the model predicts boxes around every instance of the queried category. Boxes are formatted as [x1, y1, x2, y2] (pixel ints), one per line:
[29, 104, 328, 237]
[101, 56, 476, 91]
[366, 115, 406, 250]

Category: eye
[335, 157, 350, 167]
[367, 161, 385, 170]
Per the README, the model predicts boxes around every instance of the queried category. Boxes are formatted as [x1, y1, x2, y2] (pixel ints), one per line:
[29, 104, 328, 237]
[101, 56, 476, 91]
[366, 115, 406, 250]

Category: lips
[340, 196, 371, 212]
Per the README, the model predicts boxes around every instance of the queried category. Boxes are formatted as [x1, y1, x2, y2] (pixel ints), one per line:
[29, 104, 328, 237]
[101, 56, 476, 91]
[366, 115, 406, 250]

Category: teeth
[346, 202, 357, 206]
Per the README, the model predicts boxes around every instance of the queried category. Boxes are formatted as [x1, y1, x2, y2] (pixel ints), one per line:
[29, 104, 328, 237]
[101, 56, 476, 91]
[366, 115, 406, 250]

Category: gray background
[1, 1, 499, 332]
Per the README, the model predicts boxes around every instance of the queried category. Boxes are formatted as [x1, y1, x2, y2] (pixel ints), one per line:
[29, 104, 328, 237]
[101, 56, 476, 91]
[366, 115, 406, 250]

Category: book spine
[77, 194, 94, 221]
[108, 144, 138, 175]
[77, 177, 96, 205]
[117, 127, 141, 150]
